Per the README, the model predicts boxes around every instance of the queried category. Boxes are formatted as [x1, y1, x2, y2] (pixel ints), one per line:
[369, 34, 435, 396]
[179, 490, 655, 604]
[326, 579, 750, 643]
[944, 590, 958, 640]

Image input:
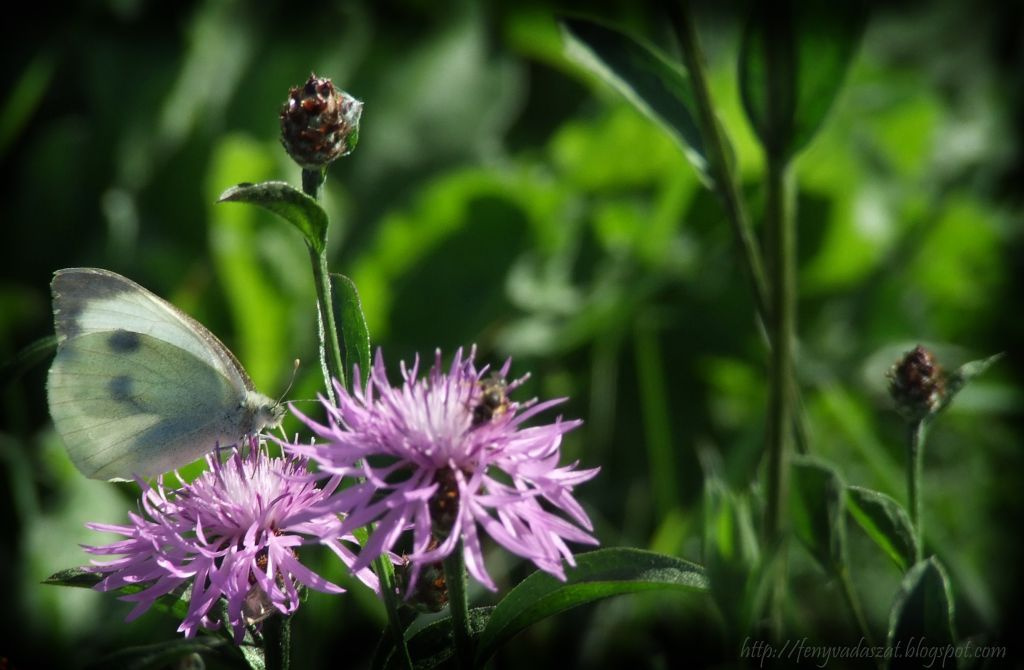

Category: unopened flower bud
[888, 345, 945, 420]
[280, 74, 362, 170]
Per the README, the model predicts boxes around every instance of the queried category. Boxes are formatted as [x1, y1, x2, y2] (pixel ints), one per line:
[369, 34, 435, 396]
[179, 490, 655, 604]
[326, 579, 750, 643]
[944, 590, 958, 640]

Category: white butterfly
[47, 268, 285, 481]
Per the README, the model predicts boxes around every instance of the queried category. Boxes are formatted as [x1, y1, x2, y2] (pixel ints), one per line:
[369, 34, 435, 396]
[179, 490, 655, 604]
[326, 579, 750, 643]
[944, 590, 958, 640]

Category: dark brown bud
[394, 544, 448, 613]
[429, 466, 461, 537]
[888, 345, 945, 420]
[280, 74, 362, 170]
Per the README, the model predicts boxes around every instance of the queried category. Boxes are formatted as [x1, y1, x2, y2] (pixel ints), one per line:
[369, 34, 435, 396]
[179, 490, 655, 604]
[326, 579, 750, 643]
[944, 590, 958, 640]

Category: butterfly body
[47, 268, 284, 481]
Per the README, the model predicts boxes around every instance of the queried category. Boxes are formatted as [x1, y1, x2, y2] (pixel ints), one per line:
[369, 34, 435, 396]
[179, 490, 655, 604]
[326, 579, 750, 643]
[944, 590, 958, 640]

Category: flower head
[280, 73, 362, 170]
[287, 348, 599, 593]
[84, 439, 371, 642]
[888, 345, 946, 421]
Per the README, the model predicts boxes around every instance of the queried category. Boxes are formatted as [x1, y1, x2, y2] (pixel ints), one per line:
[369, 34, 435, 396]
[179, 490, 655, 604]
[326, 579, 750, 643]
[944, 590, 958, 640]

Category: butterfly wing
[48, 331, 253, 480]
[47, 268, 280, 481]
[51, 268, 254, 392]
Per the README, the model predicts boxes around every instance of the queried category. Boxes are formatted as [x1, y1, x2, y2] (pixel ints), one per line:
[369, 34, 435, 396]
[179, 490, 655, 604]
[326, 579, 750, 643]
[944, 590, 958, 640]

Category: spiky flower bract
[84, 438, 371, 642]
[287, 347, 599, 594]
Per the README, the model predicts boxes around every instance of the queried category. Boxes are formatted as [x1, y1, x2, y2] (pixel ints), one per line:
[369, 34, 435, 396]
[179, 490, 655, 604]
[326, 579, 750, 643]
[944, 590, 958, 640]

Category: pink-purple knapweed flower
[84, 439, 371, 642]
[287, 347, 599, 593]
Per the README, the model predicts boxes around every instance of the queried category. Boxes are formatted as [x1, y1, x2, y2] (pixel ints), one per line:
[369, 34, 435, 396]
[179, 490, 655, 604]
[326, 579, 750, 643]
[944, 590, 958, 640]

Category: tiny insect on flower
[285, 347, 600, 595]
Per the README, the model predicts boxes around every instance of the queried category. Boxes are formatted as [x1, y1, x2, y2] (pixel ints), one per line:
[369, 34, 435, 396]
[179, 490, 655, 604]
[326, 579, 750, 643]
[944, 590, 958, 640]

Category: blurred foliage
[1, 0, 1022, 667]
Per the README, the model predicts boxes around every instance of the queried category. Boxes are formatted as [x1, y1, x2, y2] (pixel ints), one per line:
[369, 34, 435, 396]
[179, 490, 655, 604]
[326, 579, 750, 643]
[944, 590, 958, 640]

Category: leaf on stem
[703, 477, 767, 641]
[45, 566, 194, 622]
[740, 0, 866, 159]
[886, 557, 956, 669]
[790, 456, 847, 573]
[936, 352, 1004, 415]
[330, 273, 372, 388]
[559, 17, 712, 185]
[218, 181, 329, 254]
[475, 548, 707, 664]
[376, 607, 492, 670]
[846, 485, 918, 573]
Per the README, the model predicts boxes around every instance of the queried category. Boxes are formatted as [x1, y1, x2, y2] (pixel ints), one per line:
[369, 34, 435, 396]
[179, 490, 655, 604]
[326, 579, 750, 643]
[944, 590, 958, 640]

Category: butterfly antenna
[277, 359, 301, 405]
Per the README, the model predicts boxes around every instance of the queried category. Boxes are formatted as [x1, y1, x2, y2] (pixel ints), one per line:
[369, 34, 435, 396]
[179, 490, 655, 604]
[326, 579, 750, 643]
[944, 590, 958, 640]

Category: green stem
[835, 564, 877, 654]
[443, 541, 473, 669]
[300, 168, 345, 400]
[671, 2, 811, 457]
[376, 555, 414, 670]
[908, 419, 926, 561]
[263, 614, 291, 670]
[299, 167, 410, 669]
[763, 157, 793, 549]
[308, 244, 346, 397]
[674, 2, 768, 323]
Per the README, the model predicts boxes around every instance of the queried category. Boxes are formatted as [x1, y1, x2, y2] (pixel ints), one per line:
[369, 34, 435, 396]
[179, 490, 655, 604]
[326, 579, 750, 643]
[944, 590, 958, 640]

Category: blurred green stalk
[672, 2, 810, 457]
[443, 541, 474, 669]
[907, 419, 926, 562]
[300, 167, 412, 670]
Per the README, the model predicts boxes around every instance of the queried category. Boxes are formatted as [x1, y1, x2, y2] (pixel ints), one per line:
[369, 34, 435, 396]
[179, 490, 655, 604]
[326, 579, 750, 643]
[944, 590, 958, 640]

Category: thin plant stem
[908, 419, 926, 561]
[835, 565, 878, 655]
[763, 157, 793, 552]
[443, 541, 473, 669]
[302, 168, 346, 400]
[263, 614, 291, 670]
[299, 167, 411, 670]
[670, 2, 811, 457]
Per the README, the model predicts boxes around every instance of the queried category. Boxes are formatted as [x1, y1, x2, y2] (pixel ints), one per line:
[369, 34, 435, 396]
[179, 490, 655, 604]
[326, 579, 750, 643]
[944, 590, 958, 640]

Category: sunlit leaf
[560, 17, 711, 184]
[330, 273, 372, 388]
[218, 181, 328, 254]
[847, 486, 918, 572]
[476, 548, 707, 664]
[886, 558, 956, 669]
[44, 566, 193, 622]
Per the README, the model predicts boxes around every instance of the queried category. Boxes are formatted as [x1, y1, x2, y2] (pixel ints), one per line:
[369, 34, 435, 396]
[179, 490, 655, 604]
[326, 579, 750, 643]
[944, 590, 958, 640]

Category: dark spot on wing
[109, 375, 135, 403]
[52, 269, 136, 340]
[107, 329, 141, 353]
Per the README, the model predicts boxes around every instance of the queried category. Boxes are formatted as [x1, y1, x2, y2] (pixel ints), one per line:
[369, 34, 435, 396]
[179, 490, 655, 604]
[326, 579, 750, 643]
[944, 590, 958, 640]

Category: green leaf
[218, 181, 329, 254]
[790, 457, 847, 572]
[938, 352, 1004, 415]
[330, 273, 372, 387]
[43, 566, 102, 589]
[847, 486, 918, 573]
[703, 478, 765, 640]
[93, 637, 235, 670]
[560, 18, 711, 184]
[887, 558, 957, 669]
[740, 1, 866, 159]
[376, 607, 492, 670]
[45, 566, 193, 622]
[475, 548, 707, 664]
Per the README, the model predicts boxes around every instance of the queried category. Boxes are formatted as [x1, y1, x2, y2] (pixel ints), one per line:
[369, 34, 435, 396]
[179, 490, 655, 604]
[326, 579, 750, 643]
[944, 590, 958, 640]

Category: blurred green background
[2, 0, 1022, 667]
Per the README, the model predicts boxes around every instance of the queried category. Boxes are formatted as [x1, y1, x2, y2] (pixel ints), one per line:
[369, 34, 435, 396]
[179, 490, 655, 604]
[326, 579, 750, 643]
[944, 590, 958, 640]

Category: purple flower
[84, 438, 372, 642]
[287, 347, 599, 593]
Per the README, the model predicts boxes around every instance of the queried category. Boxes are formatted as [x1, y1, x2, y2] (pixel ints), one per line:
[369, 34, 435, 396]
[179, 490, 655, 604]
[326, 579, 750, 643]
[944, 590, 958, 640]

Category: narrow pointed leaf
[847, 486, 918, 572]
[937, 352, 1003, 415]
[476, 548, 707, 664]
[560, 18, 711, 184]
[218, 181, 328, 254]
[887, 558, 956, 669]
[740, 1, 866, 158]
[790, 457, 847, 572]
[330, 273, 372, 388]
[45, 566, 192, 621]
[704, 478, 764, 639]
